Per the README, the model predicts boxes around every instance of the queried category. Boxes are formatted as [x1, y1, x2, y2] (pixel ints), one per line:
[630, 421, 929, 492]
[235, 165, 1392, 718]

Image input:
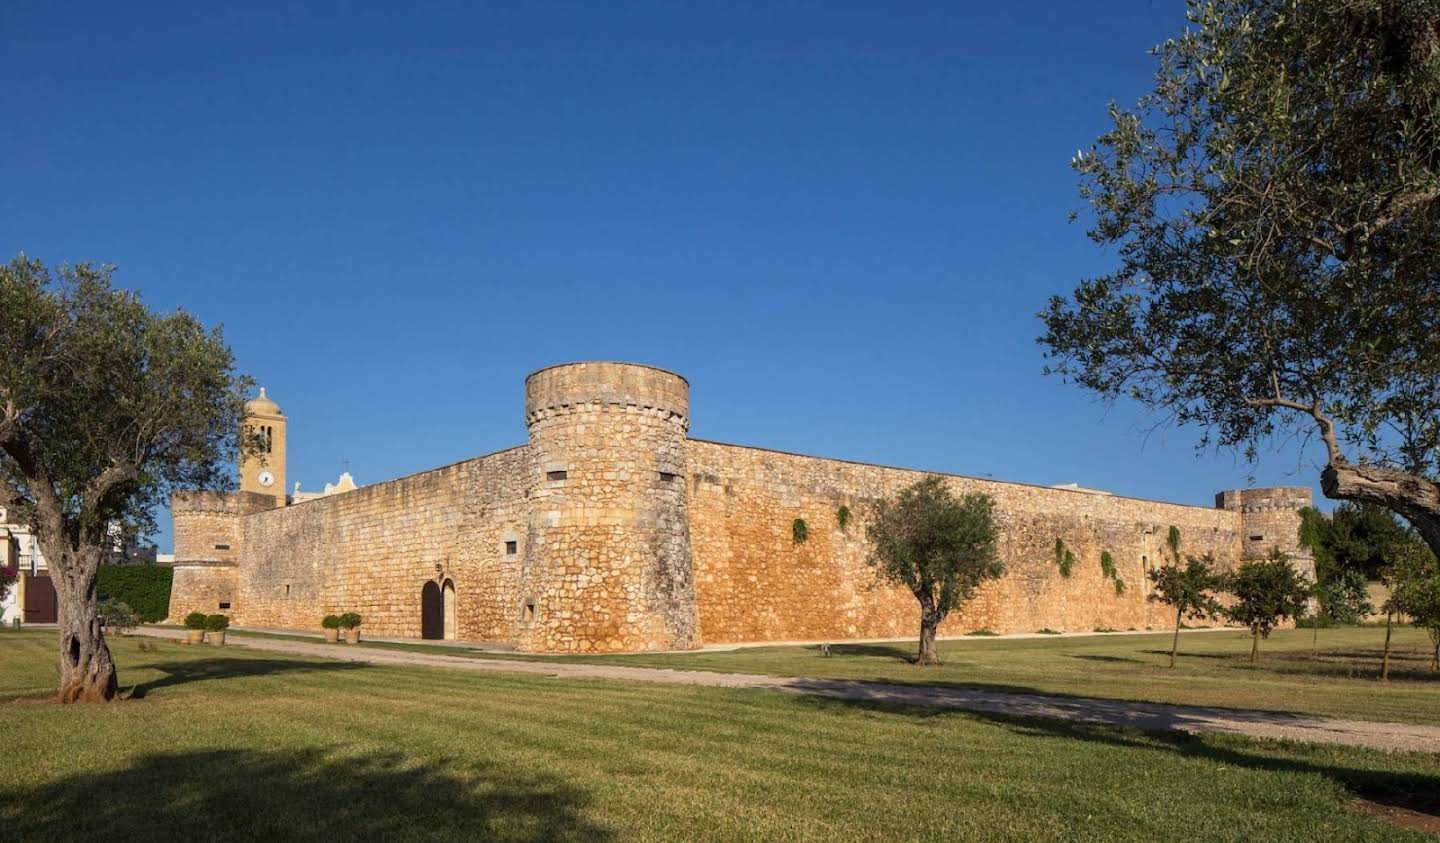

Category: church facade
[168, 362, 1313, 652]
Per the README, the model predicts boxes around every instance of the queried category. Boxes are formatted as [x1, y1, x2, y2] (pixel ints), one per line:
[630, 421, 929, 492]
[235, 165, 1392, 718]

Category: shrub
[1037, 628, 1062, 635]
[339, 612, 362, 630]
[968, 629, 998, 636]
[1113, 577, 1126, 596]
[321, 614, 342, 630]
[204, 614, 230, 632]
[836, 505, 851, 532]
[183, 612, 208, 630]
[792, 518, 808, 544]
[98, 598, 139, 634]
[96, 564, 173, 623]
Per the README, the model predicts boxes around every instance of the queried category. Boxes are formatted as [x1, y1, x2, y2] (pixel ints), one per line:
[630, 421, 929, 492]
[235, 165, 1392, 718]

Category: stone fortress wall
[169, 362, 1313, 652]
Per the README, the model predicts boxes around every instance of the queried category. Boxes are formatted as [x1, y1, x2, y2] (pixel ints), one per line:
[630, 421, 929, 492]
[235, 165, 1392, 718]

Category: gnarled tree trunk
[1322, 462, 1440, 562]
[51, 548, 117, 703]
[917, 610, 941, 666]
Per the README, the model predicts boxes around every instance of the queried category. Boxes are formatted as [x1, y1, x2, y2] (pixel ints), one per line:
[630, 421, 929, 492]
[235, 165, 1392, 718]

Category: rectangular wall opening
[546, 470, 567, 482]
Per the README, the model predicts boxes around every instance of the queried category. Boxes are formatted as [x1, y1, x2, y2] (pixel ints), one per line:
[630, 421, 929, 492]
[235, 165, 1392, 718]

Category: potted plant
[183, 612, 208, 645]
[321, 614, 341, 644]
[339, 612, 362, 644]
[205, 613, 230, 646]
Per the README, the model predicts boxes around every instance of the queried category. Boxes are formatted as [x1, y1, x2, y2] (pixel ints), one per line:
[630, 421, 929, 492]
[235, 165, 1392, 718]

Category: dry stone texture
[169, 362, 1313, 652]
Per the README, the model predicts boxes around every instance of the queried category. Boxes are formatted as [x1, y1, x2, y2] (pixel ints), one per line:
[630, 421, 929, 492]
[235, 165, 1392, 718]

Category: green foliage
[968, 629, 998, 636]
[1165, 527, 1181, 564]
[203, 614, 229, 632]
[1098, 550, 1117, 580]
[338, 612, 362, 630]
[96, 598, 139, 634]
[1113, 578, 1126, 597]
[1300, 503, 1423, 582]
[183, 612, 208, 630]
[1053, 539, 1076, 578]
[1226, 551, 1312, 642]
[95, 565, 172, 623]
[1311, 569, 1374, 626]
[867, 476, 1002, 663]
[1147, 555, 1224, 622]
[1385, 541, 1440, 669]
[1036, 629, 1061, 635]
[1039, 1, 1440, 557]
[321, 614, 342, 630]
[792, 518, 808, 545]
[836, 505, 851, 532]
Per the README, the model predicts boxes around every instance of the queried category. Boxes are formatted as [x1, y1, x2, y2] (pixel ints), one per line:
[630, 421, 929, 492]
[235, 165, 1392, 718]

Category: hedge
[96, 565, 173, 623]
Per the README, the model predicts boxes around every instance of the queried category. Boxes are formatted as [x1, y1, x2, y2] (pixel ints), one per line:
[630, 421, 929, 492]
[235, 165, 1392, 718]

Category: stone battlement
[169, 362, 1313, 652]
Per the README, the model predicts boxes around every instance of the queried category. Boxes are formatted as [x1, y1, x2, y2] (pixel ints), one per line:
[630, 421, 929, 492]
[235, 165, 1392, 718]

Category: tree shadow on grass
[804, 642, 916, 661]
[1068, 654, 1145, 664]
[128, 658, 367, 699]
[0, 747, 611, 841]
[789, 687, 1440, 828]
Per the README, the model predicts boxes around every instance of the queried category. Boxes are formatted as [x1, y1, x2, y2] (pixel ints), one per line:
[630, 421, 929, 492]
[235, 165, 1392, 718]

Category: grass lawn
[235, 626, 1440, 727]
[2, 629, 1438, 841]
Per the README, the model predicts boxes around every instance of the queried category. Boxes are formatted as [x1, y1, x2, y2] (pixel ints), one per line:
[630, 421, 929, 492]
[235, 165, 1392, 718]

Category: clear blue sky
[1, 2, 1332, 552]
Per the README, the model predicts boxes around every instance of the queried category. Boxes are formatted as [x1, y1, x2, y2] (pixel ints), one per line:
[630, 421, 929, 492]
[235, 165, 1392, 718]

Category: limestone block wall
[171, 491, 276, 563]
[685, 440, 1251, 643]
[166, 563, 238, 620]
[519, 363, 698, 653]
[229, 446, 530, 639]
[1217, 487, 1314, 566]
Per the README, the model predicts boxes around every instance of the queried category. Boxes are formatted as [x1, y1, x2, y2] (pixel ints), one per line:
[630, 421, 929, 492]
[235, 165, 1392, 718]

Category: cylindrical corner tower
[519, 362, 698, 652]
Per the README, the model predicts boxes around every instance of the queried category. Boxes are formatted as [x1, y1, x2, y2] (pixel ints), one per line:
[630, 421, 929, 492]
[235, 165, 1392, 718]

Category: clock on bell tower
[240, 387, 287, 506]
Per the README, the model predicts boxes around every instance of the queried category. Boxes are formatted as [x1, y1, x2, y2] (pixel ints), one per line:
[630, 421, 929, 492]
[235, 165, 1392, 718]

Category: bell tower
[240, 387, 287, 506]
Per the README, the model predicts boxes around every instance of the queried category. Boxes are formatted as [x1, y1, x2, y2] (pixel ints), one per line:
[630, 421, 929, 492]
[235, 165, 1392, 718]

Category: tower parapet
[520, 362, 697, 652]
[1216, 486, 1315, 579]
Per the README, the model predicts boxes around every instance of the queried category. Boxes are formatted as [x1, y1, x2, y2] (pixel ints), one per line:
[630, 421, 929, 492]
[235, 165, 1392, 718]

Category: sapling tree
[866, 476, 1002, 665]
[0, 256, 248, 701]
[1147, 554, 1223, 668]
[1226, 551, 1312, 663]
[1309, 569, 1374, 657]
[1386, 541, 1440, 672]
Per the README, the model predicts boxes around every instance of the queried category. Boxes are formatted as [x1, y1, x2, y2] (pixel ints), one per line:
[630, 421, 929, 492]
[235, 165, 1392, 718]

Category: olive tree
[1225, 551, 1312, 662]
[866, 476, 1002, 665]
[0, 256, 248, 701]
[1308, 569, 1374, 657]
[1147, 554, 1224, 667]
[1040, 1, 1440, 560]
[1386, 541, 1440, 672]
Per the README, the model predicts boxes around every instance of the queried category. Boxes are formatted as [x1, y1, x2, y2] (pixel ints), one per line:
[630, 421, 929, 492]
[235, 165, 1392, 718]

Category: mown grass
[1, 630, 1438, 841]
[229, 626, 1440, 727]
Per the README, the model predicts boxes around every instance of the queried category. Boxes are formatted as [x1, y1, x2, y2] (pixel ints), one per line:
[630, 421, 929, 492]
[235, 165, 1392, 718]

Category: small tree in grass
[866, 476, 1002, 665]
[1386, 542, 1440, 673]
[1147, 555, 1223, 668]
[1226, 551, 1311, 663]
[1308, 569, 1374, 657]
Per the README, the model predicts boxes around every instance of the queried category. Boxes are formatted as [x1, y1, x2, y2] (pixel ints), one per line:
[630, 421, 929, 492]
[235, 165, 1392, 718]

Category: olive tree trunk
[1323, 463, 1440, 564]
[1249, 630, 1259, 663]
[51, 547, 117, 703]
[1381, 611, 1394, 682]
[1169, 607, 1182, 668]
[916, 610, 942, 666]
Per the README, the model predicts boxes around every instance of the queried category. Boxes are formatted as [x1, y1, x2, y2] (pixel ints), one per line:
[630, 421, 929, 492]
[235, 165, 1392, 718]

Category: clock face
[257, 470, 275, 488]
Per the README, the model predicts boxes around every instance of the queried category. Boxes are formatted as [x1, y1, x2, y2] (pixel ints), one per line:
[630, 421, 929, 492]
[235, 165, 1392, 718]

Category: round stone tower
[519, 362, 698, 652]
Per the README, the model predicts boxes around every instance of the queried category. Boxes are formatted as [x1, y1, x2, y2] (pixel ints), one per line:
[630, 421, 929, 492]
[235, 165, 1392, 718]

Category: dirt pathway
[135, 628, 1440, 753]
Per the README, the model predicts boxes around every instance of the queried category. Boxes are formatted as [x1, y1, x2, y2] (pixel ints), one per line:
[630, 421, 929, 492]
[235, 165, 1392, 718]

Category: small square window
[505, 540, 518, 556]
[521, 598, 537, 623]
[658, 472, 678, 483]
[546, 470, 567, 482]
[218, 602, 231, 610]
[1249, 534, 1264, 541]
[214, 543, 231, 551]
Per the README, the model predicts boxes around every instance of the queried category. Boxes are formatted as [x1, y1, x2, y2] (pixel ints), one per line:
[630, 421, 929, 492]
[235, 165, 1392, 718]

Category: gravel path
[135, 628, 1440, 753]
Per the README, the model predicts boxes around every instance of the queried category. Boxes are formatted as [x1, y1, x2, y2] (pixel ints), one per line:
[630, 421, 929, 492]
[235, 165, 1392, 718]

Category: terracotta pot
[324, 628, 339, 644]
[185, 629, 205, 645]
[208, 630, 226, 646]
[344, 629, 360, 644]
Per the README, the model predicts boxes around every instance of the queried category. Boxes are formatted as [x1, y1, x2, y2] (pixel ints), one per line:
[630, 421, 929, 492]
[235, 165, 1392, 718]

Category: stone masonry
[169, 362, 1315, 652]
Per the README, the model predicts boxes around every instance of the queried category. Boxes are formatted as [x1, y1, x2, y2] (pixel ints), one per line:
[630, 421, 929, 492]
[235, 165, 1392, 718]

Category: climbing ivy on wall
[793, 518, 809, 544]
[836, 505, 851, 532]
[1099, 550, 1117, 579]
[1054, 539, 1076, 577]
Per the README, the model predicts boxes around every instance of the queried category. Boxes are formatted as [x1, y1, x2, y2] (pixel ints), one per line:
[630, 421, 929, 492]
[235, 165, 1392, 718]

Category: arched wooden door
[421, 580, 443, 640]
